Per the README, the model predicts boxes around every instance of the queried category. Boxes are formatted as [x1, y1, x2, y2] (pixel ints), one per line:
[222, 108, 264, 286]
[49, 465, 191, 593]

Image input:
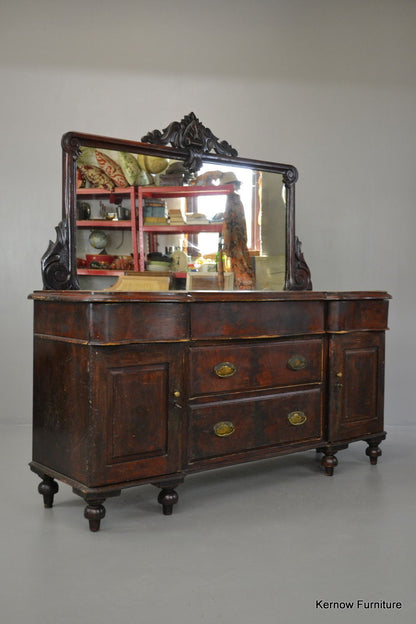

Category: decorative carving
[282, 166, 298, 187]
[41, 220, 79, 290]
[293, 236, 312, 290]
[141, 112, 238, 173]
[61, 132, 82, 159]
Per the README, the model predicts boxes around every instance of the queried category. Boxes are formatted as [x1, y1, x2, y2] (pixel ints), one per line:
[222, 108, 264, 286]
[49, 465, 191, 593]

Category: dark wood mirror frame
[41, 112, 311, 291]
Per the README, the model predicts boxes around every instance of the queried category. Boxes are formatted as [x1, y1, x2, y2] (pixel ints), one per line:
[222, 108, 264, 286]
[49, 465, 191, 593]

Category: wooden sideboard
[29, 289, 390, 531]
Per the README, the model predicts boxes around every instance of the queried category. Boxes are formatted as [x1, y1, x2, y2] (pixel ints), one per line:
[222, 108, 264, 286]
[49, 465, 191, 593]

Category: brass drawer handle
[287, 355, 307, 371]
[213, 421, 236, 437]
[214, 362, 237, 378]
[288, 411, 307, 426]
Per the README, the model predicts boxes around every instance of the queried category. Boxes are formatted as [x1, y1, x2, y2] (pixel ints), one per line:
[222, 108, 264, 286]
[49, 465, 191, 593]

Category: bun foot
[317, 444, 348, 476]
[366, 438, 383, 465]
[38, 476, 59, 508]
[153, 479, 183, 516]
[321, 453, 338, 476]
[158, 488, 179, 515]
[84, 500, 106, 532]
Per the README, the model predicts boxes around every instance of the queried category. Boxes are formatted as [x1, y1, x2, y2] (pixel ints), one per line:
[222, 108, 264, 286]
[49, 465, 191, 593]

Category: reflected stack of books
[143, 199, 167, 224]
[185, 212, 210, 225]
[168, 208, 186, 225]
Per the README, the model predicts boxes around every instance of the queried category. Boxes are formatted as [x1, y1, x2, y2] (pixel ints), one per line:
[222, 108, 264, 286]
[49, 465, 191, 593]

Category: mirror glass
[74, 146, 286, 291]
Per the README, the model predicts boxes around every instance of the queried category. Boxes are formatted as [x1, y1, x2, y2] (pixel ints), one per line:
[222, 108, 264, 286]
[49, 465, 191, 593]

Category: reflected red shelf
[77, 220, 133, 228]
[77, 186, 135, 196]
[77, 269, 125, 276]
[142, 223, 223, 234]
[140, 184, 232, 199]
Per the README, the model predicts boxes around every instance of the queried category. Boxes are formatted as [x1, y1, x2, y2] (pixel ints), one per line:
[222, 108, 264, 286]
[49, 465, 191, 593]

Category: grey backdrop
[1, 0, 415, 427]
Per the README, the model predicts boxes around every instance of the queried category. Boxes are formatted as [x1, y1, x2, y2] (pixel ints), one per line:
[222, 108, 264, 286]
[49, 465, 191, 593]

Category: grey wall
[1, 0, 415, 424]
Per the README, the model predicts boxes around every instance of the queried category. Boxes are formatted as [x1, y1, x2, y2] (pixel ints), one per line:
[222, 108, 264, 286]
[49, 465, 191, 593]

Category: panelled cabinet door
[328, 332, 385, 441]
[90, 343, 184, 486]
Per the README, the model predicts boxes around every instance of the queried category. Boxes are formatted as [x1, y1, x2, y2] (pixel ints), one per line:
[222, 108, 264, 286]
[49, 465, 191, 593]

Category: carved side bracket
[292, 237, 312, 290]
[41, 220, 79, 290]
[141, 112, 238, 173]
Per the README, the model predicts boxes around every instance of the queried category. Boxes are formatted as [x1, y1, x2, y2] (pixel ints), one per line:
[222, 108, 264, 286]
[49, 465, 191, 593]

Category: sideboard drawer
[189, 339, 323, 396]
[188, 387, 323, 462]
[190, 300, 325, 339]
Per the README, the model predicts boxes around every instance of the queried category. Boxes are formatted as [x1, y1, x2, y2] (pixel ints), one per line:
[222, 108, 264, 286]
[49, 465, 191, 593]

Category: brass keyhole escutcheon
[288, 411, 307, 426]
[288, 355, 307, 371]
[173, 390, 182, 408]
[214, 362, 237, 378]
[213, 421, 236, 437]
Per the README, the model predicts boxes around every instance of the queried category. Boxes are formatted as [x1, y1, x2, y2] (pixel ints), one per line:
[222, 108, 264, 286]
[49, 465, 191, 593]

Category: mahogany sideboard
[29, 289, 390, 531]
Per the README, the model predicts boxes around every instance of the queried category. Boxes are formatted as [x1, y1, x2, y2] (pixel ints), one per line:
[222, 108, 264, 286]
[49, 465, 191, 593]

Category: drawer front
[188, 387, 323, 462]
[189, 339, 323, 396]
[327, 299, 389, 332]
[190, 301, 325, 339]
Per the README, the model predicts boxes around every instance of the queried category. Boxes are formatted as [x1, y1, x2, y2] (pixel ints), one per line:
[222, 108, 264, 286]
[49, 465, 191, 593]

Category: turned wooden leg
[84, 499, 106, 532]
[365, 437, 384, 465]
[38, 475, 59, 508]
[321, 450, 338, 476]
[157, 488, 179, 516]
[317, 444, 348, 476]
[73, 488, 120, 532]
[153, 479, 183, 516]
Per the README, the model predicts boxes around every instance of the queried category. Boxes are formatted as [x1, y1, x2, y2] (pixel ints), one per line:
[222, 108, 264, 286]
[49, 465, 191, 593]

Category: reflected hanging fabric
[222, 191, 255, 290]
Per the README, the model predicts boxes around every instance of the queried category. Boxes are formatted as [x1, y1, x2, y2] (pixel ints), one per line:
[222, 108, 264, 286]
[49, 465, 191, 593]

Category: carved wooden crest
[141, 112, 238, 172]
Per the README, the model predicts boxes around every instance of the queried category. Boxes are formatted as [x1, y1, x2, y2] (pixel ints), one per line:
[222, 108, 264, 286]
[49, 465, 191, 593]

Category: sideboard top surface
[29, 290, 391, 304]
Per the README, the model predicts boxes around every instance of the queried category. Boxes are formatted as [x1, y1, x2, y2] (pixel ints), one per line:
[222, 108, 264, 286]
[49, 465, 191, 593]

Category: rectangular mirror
[41, 114, 311, 291]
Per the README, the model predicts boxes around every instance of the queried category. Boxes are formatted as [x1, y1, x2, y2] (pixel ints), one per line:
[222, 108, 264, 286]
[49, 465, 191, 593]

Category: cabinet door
[90, 343, 184, 486]
[328, 332, 385, 441]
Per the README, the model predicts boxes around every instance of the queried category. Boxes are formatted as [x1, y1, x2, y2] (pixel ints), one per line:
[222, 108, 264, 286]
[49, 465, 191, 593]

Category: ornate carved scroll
[40, 132, 81, 290]
[293, 237, 312, 290]
[282, 167, 298, 187]
[141, 112, 238, 173]
[41, 220, 78, 290]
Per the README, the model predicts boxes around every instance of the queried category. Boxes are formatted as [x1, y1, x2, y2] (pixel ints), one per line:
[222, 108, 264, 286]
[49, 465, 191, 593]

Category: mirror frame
[41, 112, 311, 291]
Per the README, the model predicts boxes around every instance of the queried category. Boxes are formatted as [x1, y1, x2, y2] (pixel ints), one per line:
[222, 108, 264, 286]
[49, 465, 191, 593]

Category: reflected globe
[89, 230, 108, 250]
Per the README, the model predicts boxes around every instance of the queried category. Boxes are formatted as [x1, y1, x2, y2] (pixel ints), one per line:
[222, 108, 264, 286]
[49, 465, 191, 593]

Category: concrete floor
[1, 423, 415, 624]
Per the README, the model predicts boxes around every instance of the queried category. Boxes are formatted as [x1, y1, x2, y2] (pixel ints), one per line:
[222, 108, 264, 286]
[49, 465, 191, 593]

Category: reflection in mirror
[74, 148, 286, 291]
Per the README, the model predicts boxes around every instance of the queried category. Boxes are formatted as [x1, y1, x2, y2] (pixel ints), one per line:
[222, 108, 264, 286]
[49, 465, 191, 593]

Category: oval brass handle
[287, 355, 307, 371]
[214, 362, 237, 378]
[213, 421, 236, 437]
[288, 411, 307, 426]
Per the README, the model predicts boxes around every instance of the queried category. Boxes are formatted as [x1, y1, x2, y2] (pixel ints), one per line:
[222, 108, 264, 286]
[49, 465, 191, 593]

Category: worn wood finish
[30, 290, 390, 530]
[188, 386, 323, 463]
[189, 338, 323, 396]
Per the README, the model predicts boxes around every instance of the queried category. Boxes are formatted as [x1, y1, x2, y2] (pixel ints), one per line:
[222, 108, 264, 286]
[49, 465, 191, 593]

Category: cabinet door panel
[328, 332, 385, 441]
[109, 363, 169, 461]
[90, 344, 183, 486]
